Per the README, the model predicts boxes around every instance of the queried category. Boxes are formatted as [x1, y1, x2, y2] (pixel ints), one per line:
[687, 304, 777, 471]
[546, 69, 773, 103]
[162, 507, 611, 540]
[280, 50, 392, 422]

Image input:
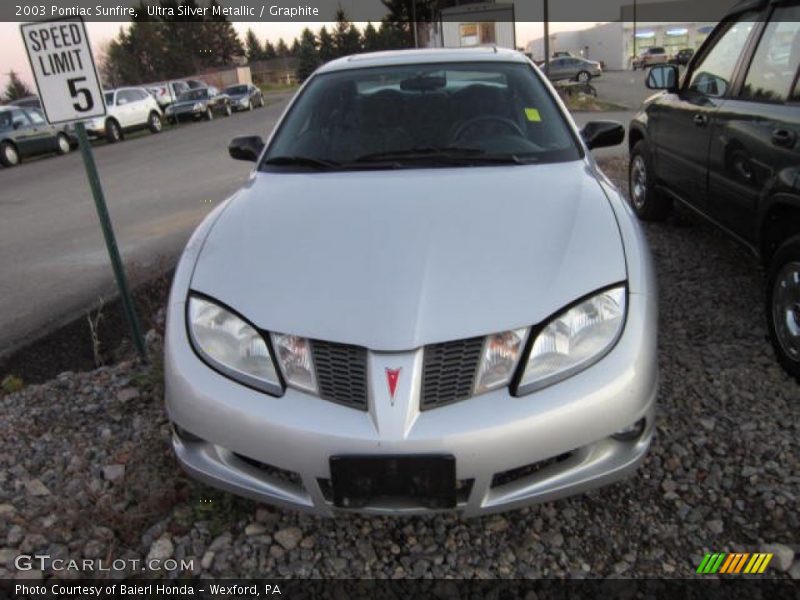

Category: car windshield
[104, 92, 114, 105]
[261, 61, 581, 171]
[225, 85, 248, 95]
[178, 89, 209, 102]
[0, 111, 11, 130]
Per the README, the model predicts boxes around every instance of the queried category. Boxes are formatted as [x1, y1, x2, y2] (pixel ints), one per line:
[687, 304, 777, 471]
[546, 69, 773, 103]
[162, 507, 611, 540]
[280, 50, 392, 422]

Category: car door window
[25, 109, 46, 125]
[11, 109, 30, 129]
[740, 6, 800, 104]
[116, 90, 137, 104]
[688, 15, 758, 98]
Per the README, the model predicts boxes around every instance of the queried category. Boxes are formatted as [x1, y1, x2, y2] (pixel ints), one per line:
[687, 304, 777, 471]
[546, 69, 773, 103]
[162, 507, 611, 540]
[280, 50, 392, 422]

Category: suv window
[26, 109, 46, 124]
[130, 89, 149, 101]
[650, 47, 665, 54]
[740, 6, 800, 104]
[10, 109, 29, 129]
[688, 15, 758, 98]
[117, 89, 139, 104]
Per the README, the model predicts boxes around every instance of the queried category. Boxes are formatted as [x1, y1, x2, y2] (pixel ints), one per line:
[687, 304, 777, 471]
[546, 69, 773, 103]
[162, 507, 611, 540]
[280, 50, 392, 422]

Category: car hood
[191, 161, 627, 351]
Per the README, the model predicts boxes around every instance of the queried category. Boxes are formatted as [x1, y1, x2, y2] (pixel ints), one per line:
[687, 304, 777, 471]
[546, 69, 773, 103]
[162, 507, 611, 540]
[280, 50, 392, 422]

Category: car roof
[316, 47, 528, 74]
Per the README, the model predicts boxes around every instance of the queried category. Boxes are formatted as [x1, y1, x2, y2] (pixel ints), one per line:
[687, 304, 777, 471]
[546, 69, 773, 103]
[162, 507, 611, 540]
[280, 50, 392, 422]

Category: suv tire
[767, 236, 800, 381]
[629, 140, 672, 221]
[0, 141, 20, 167]
[106, 119, 122, 143]
[148, 111, 163, 133]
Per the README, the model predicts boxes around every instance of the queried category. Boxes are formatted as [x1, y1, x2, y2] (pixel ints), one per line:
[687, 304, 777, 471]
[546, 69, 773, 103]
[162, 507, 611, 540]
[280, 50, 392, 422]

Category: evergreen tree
[318, 26, 336, 62]
[295, 28, 320, 82]
[264, 40, 277, 59]
[333, 9, 362, 57]
[275, 38, 289, 57]
[290, 38, 300, 57]
[362, 22, 381, 53]
[101, 0, 244, 83]
[244, 28, 263, 62]
[2, 71, 33, 102]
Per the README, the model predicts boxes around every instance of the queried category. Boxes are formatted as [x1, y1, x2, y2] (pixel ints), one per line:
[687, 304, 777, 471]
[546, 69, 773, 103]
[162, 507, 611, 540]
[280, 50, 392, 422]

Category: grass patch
[1, 374, 24, 394]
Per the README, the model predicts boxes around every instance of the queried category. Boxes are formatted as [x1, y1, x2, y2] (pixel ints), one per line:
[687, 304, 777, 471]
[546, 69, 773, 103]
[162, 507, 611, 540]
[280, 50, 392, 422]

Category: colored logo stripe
[697, 552, 773, 574]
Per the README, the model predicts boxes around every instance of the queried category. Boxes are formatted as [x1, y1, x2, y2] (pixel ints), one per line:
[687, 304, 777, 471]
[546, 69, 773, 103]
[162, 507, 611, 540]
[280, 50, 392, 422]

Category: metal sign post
[21, 16, 147, 362]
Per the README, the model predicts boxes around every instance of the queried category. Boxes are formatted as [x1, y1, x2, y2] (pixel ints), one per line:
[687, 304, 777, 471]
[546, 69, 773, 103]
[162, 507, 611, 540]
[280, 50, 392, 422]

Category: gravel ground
[0, 156, 798, 581]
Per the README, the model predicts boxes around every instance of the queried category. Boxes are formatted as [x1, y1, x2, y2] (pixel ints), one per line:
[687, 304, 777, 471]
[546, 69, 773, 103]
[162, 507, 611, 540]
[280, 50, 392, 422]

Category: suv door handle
[772, 129, 796, 148]
[693, 114, 708, 127]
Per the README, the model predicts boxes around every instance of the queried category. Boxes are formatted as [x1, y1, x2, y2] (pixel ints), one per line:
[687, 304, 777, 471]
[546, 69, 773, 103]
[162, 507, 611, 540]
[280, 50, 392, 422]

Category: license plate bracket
[330, 455, 456, 509]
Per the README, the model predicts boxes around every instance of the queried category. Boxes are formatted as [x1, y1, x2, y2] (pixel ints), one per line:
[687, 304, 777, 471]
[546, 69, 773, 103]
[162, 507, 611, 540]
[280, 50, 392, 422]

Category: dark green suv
[0, 106, 74, 167]
[628, 0, 800, 378]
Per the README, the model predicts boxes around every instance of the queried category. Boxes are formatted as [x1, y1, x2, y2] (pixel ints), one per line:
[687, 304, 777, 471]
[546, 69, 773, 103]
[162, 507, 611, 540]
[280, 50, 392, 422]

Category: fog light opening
[612, 418, 646, 442]
[172, 423, 204, 442]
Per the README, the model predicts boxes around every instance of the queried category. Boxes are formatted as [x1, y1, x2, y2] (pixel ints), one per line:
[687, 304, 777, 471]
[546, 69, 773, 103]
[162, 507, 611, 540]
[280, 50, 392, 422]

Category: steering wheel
[451, 115, 526, 142]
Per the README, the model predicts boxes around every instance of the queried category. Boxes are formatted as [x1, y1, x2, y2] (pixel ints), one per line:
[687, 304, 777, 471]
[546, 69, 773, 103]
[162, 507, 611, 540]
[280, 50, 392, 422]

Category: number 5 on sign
[21, 16, 106, 123]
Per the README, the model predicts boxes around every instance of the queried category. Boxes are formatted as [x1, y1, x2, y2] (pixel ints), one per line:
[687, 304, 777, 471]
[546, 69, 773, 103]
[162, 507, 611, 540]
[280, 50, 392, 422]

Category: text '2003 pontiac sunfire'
[165, 47, 658, 517]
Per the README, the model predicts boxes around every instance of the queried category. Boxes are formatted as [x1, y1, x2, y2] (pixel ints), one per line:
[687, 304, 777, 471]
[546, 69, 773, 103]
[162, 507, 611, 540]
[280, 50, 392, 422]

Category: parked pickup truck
[145, 80, 190, 109]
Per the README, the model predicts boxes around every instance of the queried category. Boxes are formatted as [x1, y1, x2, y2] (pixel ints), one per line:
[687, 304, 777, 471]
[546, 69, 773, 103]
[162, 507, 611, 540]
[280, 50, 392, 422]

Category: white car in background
[83, 87, 163, 143]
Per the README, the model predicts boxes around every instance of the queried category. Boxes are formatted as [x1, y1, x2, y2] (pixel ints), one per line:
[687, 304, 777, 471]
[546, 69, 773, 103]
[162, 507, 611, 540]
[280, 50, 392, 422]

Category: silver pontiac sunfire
[165, 48, 658, 517]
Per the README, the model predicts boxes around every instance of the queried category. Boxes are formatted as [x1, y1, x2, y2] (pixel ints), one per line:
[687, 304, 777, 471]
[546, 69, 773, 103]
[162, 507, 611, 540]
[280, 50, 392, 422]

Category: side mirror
[581, 121, 625, 150]
[228, 135, 265, 162]
[646, 64, 679, 92]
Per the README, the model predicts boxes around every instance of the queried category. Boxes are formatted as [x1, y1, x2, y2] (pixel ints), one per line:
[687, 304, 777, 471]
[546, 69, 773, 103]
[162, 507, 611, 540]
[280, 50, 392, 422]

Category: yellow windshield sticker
[525, 108, 541, 122]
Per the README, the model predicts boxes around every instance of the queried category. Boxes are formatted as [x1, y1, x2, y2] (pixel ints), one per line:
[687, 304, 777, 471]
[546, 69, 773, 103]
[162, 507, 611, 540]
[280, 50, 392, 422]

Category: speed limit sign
[21, 16, 106, 124]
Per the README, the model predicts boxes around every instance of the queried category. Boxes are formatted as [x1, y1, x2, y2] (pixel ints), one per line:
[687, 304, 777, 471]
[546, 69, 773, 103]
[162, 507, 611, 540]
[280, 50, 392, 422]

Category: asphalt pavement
[0, 74, 649, 358]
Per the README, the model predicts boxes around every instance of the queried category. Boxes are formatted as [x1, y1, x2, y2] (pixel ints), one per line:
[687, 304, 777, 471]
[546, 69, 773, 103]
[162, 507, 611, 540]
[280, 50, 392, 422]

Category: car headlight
[473, 328, 528, 395]
[193, 102, 203, 111]
[270, 333, 318, 394]
[187, 295, 282, 396]
[516, 286, 626, 394]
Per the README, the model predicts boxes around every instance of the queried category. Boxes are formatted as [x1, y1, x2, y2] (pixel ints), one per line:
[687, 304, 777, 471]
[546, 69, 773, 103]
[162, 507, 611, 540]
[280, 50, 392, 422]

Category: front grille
[312, 340, 368, 410]
[420, 336, 485, 410]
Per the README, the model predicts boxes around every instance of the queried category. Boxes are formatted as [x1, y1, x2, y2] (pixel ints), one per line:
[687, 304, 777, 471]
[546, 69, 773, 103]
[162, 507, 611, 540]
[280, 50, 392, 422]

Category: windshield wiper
[263, 155, 341, 170]
[353, 146, 486, 162]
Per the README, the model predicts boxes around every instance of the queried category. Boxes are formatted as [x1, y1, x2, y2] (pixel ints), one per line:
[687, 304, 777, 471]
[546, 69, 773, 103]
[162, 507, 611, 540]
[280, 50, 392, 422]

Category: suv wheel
[205, 107, 214, 120]
[148, 111, 163, 133]
[56, 133, 71, 155]
[767, 236, 800, 380]
[0, 141, 19, 167]
[628, 140, 672, 221]
[224, 103, 232, 117]
[106, 119, 122, 143]
[576, 70, 591, 83]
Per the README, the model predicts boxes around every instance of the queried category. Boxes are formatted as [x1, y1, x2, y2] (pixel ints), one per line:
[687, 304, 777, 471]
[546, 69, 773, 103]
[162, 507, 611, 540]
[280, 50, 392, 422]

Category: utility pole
[633, 0, 638, 69]
[411, 0, 418, 48]
[543, 0, 550, 76]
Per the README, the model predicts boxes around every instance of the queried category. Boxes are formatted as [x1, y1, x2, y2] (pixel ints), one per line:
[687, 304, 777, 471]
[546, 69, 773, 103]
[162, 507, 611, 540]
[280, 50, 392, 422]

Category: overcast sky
[0, 21, 599, 89]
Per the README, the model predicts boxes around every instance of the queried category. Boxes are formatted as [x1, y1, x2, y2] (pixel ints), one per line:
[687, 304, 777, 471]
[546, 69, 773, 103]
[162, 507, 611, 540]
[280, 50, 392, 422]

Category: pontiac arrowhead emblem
[385, 368, 401, 404]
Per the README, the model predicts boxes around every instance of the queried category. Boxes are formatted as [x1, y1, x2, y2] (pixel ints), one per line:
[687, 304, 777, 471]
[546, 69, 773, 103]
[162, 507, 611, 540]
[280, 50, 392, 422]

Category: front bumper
[165, 288, 658, 517]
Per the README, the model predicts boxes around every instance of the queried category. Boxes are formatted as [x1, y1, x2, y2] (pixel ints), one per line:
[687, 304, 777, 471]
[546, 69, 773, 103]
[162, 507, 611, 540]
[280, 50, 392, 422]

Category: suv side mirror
[581, 121, 625, 150]
[646, 64, 679, 92]
[228, 136, 265, 162]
